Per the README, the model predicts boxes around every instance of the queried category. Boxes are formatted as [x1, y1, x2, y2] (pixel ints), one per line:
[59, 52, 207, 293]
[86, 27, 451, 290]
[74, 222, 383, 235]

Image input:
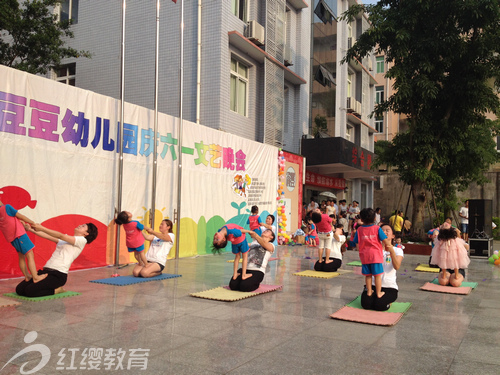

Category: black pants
[314, 257, 342, 272]
[16, 268, 67, 297]
[229, 269, 264, 292]
[361, 285, 398, 311]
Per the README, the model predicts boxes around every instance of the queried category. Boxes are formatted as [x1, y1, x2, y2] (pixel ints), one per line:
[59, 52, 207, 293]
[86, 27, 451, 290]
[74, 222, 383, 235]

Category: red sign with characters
[305, 171, 346, 189]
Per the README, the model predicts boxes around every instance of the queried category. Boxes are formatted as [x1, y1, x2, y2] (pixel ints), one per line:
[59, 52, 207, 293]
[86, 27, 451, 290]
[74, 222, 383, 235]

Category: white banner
[0, 65, 277, 274]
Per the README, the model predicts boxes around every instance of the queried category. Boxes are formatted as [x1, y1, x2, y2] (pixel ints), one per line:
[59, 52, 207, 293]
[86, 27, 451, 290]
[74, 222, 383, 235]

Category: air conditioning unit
[245, 20, 265, 46]
[284, 44, 293, 66]
[346, 97, 355, 112]
[354, 100, 362, 115]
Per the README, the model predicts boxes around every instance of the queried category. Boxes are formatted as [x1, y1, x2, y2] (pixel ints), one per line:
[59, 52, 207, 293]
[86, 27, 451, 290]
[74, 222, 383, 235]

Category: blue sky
[361, 0, 378, 4]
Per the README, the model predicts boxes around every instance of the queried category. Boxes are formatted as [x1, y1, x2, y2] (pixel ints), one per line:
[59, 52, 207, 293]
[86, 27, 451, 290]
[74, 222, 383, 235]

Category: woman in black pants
[361, 224, 404, 311]
[229, 229, 275, 292]
[16, 222, 98, 297]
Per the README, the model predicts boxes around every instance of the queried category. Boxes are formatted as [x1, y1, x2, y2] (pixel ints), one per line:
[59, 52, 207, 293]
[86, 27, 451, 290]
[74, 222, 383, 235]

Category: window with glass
[55, 63, 76, 86]
[59, 0, 79, 24]
[375, 116, 384, 133]
[230, 58, 248, 116]
[375, 86, 384, 104]
[376, 56, 384, 74]
[232, 0, 247, 22]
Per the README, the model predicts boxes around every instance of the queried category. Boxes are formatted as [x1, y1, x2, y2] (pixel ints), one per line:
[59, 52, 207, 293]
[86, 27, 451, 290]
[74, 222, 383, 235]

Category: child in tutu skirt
[431, 223, 470, 287]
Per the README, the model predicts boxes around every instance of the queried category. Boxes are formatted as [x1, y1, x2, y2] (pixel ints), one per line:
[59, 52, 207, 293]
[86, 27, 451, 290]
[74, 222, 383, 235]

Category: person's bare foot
[325, 259, 333, 264]
[33, 273, 48, 283]
[54, 287, 66, 294]
[377, 291, 385, 298]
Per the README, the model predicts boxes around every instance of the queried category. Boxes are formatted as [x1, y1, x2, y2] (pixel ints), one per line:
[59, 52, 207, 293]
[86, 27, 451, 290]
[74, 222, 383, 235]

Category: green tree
[313, 114, 328, 137]
[343, 0, 500, 237]
[0, 0, 90, 75]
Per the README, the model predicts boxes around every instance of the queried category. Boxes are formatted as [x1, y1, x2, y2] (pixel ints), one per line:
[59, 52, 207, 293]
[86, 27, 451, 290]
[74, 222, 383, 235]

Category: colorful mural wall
[0, 65, 278, 278]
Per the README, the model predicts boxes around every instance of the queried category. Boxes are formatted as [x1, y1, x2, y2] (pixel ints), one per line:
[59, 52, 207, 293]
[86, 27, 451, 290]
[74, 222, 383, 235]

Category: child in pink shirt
[353, 208, 394, 298]
[0, 200, 47, 283]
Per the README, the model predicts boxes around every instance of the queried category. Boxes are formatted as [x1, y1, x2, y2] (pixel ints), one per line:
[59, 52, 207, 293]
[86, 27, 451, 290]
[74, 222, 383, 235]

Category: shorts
[11, 234, 34, 255]
[231, 241, 249, 254]
[128, 244, 145, 253]
[362, 263, 384, 276]
[461, 223, 468, 234]
[148, 261, 165, 272]
[252, 227, 262, 236]
[318, 231, 333, 249]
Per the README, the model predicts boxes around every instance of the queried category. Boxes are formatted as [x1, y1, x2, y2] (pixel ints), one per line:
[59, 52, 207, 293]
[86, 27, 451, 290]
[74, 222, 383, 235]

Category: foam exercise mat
[415, 264, 440, 273]
[336, 269, 354, 275]
[0, 296, 22, 307]
[292, 270, 340, 279]
[90, 273, 181, 286]
[330, 306, 404, 326]
[347, 295, 412, 314]
[226, 259, 243, 263]
[420, 282, 472, 295]
[346, 260, 362, 266]
[430, 278, 478, 289]
[3, 291, 81, 302]
[190, 284, 282, 301]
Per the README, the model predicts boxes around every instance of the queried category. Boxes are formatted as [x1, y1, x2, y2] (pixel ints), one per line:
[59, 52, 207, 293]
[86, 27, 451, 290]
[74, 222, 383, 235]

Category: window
[230, 57, 248, 116]
[375, 86, 384, 104]
[55, 63, 76, 86]
[59, 0, 79, 24]
[375, 116, 384, 133]
[232, 0, 247, 22]
[346, 125, 352, 141]
[314, 0, 335, 24]
[376, 56, 384, 74]
[314, 65, 335, 87]
[347, 73, 353, 98]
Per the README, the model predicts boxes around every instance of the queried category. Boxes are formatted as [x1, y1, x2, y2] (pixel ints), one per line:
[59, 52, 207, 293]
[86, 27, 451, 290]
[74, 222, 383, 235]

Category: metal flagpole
[174, 0, 184, 259]
[115, 0, 127, 266]
[151, 0, 160, 230]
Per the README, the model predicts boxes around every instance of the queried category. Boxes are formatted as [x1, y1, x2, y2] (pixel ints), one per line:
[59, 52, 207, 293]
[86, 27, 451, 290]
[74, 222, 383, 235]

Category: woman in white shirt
[361, 223, 404, 311]
[16, 222, 98, 297]
[133, 219, 175, 278]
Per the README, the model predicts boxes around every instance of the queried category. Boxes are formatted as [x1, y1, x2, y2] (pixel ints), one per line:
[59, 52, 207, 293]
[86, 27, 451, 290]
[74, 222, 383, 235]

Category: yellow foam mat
[292, 270, 340, 279]
[226, 259, 243, 263]
[189, 285, 282, 301]
[415, 264, 440, 273]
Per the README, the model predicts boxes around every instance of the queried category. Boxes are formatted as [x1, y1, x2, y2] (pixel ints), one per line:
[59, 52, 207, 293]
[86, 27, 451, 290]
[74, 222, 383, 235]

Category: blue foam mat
[90, 273, 181, 286]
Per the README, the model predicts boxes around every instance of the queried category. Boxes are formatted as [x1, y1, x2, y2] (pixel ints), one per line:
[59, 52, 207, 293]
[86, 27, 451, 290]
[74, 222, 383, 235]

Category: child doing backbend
[354, 208, 394, 299]
[115, 211, 147, 267]
[213, 224, 252, 281]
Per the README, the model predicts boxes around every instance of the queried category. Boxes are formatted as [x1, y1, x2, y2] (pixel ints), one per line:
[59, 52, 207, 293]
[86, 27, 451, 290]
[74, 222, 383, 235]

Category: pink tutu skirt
[431, 238, 470, 270]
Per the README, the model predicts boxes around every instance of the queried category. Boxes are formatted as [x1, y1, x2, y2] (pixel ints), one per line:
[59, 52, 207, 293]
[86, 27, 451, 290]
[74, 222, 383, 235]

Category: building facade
[50, 0, 311, 154]
[301, 0, 377, 209]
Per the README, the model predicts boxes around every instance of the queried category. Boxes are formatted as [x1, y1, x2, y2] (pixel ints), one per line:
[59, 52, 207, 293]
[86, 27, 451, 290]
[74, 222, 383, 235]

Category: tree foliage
[344, 0, 500, 235]
[0, 0, 90, 75]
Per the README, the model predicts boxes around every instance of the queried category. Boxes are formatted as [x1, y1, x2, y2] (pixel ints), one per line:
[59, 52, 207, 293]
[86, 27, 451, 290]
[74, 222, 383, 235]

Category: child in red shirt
[353, 208, 394, 298]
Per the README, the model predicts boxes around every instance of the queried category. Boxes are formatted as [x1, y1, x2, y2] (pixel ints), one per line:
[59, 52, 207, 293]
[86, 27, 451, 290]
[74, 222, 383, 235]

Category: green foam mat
[346, 260, 362, 266]
[431, 278, 478, 289]
[347, 295, 412, 313]
[3, 291, 81, 302]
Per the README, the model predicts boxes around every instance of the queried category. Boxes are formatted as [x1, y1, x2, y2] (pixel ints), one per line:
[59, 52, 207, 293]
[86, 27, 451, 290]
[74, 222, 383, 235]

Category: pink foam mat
[419, 282, 472, 295]
[330, 306, 404, 326]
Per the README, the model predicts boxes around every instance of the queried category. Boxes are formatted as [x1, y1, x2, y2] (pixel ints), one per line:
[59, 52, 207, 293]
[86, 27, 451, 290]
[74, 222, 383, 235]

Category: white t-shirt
[330, 234, 346, 259]
[339, 204, 347, 213]
[146, 234, 175, 267]
[375, 213, 381, 225]
[326, 205, 335, 216]
[349, 206, 360, 215]
[260, 224, 276, 234]
[459, 207, 468, 224]
[247, 241, 275, 273]
[44, 236, 87, 274]
[372, 247, 404, 289]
